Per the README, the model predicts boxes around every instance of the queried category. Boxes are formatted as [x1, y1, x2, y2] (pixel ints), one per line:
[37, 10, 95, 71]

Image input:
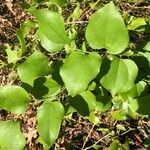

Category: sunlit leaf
[88, 112, 100, 124]
[60, 51, 101, 96]
[0, 85, 30, 114]
[37, 101, 64, 147]
[108, 140, 120, 150]
[5, 44, 19, 64]
[120, 81, 148, 100]
[116, 124, 126, 131]
[111, 111, 127, 120]
[128, 17, 147, 32]
[86, 2, 129, 54]
[101, 58, 138, 96]
[38, 29, 64, 53]
[51, 0, 67, 5]
[0, 121, 26, 150]
[143, 41, 150, 51]
[32, 9, 70, 44]
[17, 51, 51, 86]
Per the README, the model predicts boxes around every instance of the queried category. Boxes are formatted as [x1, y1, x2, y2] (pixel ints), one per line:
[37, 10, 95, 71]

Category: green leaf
[51, 0, 67, 5]
[95, 95, 112, 112]
[132, 52, 150, 81]
[128, 17, 147, 32]
[116, 124, 126, 131]
[16, 20, 36, 54]
[128, 100, 138, 119]
[37, 136, 49, 150]
[5, 44, 19, 64]
[60, 51, 101, 96]
[32, 9, 70, 44]
[37, 101, 64, 147]
[70, 3, 82, 20]
[88, 112, 100, 125]
[31, 77, 61, 100]
[143, 41, 150, 51]
[86, 2, 129, 54]
[111, 111, 127, 121]
[88, 82, 96, 91]
[38, 29, 64, 53]
[0, 60, 4, 69]
[68, 90, 96, 116]
[120, 81, 148, 100]
[101, 58, 138, 96]
[108, 140, 120, 150]
[0, 121, 26, 150]
[32, 0, 44, 3]
[130, 96, 150, 115]
[0, 85, 30, 114]
[17, 51, 51, 86]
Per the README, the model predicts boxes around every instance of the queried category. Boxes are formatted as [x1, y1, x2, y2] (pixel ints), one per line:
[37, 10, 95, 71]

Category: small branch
[84, 133, 110, 150]
[79, 0, 101, 21]
[81, 124, 95, 150]
[120, 128, 137, 136]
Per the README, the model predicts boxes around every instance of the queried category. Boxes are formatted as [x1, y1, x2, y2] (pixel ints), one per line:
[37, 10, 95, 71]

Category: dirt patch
[0, 0, 30, 44]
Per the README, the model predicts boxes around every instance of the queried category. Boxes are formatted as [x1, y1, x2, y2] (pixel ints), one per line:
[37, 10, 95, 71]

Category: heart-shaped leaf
[37, 101, 64, 147]
[0, 121, 26, 150]
[31, 77, 61, 100]
[101, 58, 138, 96]
[86, 2, 129, 54]
[32, 9, 70, 44]
[17, 51, 51, 86]
[0, 85, 30, 114]
[60, 51, 101, 96]
[68, 90, 96, 116]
